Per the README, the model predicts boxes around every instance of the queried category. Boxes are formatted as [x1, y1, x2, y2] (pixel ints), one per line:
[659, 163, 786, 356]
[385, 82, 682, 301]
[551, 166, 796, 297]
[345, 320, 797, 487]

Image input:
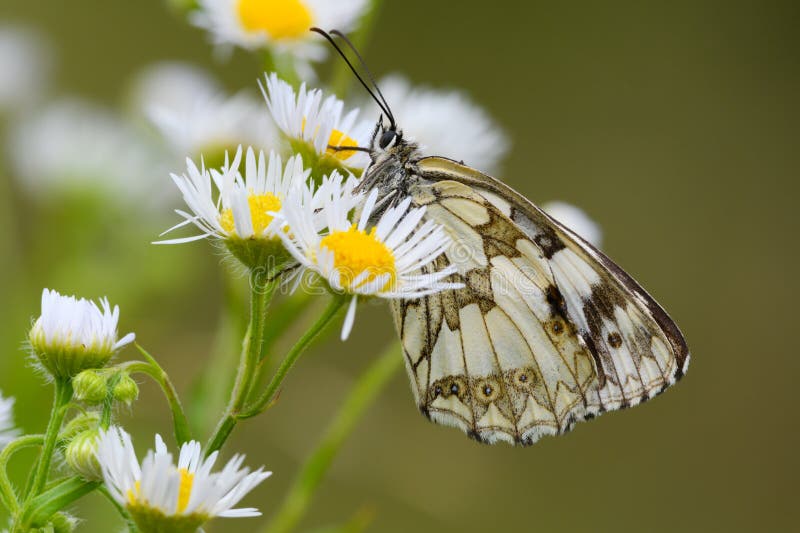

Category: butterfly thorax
[357, 126, 423, 208]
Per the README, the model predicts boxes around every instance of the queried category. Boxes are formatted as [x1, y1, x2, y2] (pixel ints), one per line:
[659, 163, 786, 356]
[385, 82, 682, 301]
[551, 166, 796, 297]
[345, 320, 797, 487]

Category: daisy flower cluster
[154, 64, 478, 339]
[161, 138, 462, 336]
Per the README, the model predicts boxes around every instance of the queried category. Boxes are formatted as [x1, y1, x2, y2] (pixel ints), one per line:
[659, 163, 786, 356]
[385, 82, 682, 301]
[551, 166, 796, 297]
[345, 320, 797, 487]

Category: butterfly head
[368, 117, 419, 166]
[376, 121, 402, 151]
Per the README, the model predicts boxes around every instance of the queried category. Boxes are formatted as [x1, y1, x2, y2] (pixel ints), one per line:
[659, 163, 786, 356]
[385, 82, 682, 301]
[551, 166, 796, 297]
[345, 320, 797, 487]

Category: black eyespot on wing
[607, 332, 623, 348]
[474, 378, 500, 404]
[430, 376, 468, 402]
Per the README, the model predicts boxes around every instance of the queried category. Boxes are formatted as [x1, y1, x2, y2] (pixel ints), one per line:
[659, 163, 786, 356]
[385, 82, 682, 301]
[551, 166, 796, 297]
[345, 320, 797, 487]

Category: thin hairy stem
[123, 346, 192, 444]
[205, 273, 278, 455]
[28, 379, 72, 499]
[0, 435, 44, 513]
[240, 294, 347, 420]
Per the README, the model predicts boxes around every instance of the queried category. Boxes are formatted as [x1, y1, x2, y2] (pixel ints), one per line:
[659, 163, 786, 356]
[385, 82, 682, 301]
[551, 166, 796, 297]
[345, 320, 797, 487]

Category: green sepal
[30, 342, 113, 379]
[223, 236, 295, 274]
[128, 503, 208, 533]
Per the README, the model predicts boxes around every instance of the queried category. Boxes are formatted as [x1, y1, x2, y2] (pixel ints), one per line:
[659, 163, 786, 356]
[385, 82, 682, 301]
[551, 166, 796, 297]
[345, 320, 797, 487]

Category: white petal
[341, 296, 358, 341]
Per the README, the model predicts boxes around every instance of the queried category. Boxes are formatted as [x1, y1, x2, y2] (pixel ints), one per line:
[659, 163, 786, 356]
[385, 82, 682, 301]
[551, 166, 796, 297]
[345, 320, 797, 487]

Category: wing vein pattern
[391, 156, 689, 445]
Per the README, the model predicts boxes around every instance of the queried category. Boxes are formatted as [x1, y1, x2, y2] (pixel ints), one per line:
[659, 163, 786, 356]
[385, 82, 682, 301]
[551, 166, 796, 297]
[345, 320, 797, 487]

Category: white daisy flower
[275, 186, 464, 340]
[262, 73, 372, 173]
[130, 62, 277, 161]
[160, 145, 308, 243]
[158, 145, 312, 270]
[0, 25, 51, 113]
[128, 62, 221, 118]
[29, 288, 135, 378]
[0, 393, 18, 449]
[372, 75, 510, 174]
[542, 201, 603, 248]
[97, 426, 270, 532]
[7, 98, 163, 201]
[193, 0, 368, 66]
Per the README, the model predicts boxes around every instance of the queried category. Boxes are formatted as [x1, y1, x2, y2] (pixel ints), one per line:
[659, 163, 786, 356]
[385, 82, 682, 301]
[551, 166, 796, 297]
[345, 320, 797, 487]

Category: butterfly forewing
[390, 156, 689, 445]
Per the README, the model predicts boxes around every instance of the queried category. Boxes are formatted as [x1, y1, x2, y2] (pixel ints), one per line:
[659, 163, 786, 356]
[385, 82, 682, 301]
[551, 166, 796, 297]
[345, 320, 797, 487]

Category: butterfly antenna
[310, 27, 396, 129]
[329, 29, 396, 128]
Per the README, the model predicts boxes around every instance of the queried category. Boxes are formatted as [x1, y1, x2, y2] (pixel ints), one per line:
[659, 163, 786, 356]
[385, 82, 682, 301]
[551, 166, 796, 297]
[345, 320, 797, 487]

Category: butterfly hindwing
[391, 156, 689, 445]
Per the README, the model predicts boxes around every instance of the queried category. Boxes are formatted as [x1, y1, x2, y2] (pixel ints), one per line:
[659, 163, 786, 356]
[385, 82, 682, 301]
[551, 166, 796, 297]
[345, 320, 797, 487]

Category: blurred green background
[1, 1, 798, 532]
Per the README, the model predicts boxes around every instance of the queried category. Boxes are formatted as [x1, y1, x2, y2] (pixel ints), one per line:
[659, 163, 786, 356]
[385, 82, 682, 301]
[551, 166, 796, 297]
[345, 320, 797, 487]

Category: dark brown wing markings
[413, 156, 690, 400]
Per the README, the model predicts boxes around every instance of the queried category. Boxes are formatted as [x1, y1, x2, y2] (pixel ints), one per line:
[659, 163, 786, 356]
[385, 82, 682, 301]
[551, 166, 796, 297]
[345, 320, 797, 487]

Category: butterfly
[316, 28, 690, 445]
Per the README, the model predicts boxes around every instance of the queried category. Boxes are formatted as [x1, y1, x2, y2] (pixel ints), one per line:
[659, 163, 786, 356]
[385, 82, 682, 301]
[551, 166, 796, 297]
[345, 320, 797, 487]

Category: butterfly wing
[393, 156, 689, 445]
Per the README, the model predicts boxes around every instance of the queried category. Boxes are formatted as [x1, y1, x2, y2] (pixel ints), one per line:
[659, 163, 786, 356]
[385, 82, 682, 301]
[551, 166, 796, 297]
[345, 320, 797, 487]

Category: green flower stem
[0, 435, 44, 513]
[260, 341, 402, 533]
[187, 272, 247, 436]
[122, 346, 192, 445]
[17, 476, 100, 531]
[330, 0, 386, 98]
[205, 273, 278, 455]
[28, 379, 73, 499]
[249, 290, 316, 395]
[240, 294, 347, 420]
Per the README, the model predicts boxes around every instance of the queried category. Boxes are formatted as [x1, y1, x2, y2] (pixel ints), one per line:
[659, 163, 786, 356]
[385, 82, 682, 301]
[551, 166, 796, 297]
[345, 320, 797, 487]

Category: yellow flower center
[237, 0, 312, 40]
[177, 468, 194, 514]
[125, 467, 193, 514]
[220, 192, 282, 237]
[301, 118, 360, 161]
[319, 225, 396, 291]
[326, 129, 360, 160]
[127, 480, 142, 506]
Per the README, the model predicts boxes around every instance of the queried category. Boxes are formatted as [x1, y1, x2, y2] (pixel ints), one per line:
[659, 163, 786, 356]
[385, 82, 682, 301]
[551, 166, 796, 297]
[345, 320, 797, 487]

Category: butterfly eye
[379, 129, 398, 149]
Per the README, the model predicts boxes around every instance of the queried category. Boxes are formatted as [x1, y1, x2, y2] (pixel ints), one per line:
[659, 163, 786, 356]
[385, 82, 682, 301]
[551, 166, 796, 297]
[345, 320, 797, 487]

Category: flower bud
[112, 374, 139, 406]
[65, 429, 102, 481]
[30, 513, 77, 533]
[50, 513, 78, 533]
[28, 289, 135, 379]
[72, 370, 108, 404]
[60, 411, 100, 442]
